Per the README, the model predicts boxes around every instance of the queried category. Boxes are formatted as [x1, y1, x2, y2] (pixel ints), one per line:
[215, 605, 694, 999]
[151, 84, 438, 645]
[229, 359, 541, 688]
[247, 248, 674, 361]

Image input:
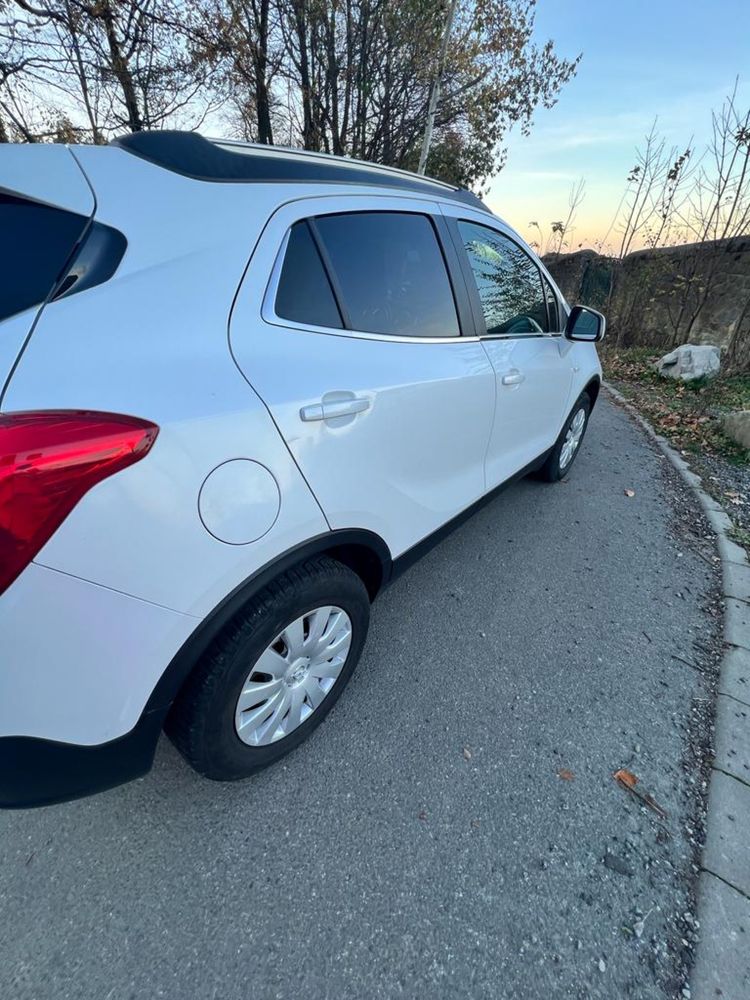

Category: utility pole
[417, 0, 459, 175]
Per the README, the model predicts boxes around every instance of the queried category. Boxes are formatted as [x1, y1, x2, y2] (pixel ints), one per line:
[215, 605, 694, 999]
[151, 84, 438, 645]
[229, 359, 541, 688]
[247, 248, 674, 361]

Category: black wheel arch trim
[0, 528, 391, 809]
[145, 528, 392, 716]
[0, 439, 574, 809]
[583, 375, 601, 407]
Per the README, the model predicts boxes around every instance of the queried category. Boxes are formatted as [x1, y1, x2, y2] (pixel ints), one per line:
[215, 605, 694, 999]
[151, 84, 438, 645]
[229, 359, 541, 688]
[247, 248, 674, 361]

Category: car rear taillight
[0, 411, 158, 596]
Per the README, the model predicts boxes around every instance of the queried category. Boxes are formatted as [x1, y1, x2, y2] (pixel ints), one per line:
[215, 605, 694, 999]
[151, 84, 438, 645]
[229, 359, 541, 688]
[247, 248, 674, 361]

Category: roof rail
[111, 131, 491, 213]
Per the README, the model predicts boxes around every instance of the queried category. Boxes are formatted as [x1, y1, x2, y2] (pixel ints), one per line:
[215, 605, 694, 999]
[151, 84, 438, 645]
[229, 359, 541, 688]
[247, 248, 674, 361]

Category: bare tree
[1, 0, 580, 197]
[188, 0, 579, 187]
[1, 0, 217, 142]
[612, 121, 694, 259]
[667, 85, 750, 348]
[528, 178, 585, 257]
[189, 0, 280, 143]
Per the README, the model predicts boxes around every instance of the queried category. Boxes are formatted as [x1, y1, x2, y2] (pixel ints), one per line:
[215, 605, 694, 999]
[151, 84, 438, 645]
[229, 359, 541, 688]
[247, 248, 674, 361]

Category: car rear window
[313, 212, 460, 338]
[0, 193, 89, 323]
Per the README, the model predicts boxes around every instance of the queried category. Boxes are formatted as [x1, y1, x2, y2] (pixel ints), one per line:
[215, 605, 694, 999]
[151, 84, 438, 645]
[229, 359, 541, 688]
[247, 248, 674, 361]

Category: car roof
[111, 131, 492, 214]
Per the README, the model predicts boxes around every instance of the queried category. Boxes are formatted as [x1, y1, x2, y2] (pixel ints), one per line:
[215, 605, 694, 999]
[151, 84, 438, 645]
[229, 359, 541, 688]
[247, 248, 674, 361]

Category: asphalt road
[0, 397, 722, 1000]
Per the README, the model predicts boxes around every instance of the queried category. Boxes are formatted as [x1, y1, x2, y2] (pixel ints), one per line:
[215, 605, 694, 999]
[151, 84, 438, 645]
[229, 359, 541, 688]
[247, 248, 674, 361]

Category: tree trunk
[64, 0, 104, 143]
[253, 0, 273, 143]
[99, 1, 144, 132]
[291, 0, 318, 149]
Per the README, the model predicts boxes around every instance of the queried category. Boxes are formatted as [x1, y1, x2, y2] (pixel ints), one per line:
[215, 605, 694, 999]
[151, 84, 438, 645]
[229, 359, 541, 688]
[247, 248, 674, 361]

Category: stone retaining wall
[543, 238, 750, 371]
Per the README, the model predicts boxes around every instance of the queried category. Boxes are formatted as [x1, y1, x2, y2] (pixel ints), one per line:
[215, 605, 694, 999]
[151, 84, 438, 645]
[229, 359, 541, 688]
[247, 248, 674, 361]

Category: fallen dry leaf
[624, 489, 636, 498]
[557, 768, 575, 781]
[614, 768, 638, 789]
[614, 769, 668, 820]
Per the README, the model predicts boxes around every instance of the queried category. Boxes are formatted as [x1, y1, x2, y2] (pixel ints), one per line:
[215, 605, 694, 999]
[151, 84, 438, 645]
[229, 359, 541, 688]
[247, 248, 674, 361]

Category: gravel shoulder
[605, 384, 750, 1000]
[0, 398, 723, 1000]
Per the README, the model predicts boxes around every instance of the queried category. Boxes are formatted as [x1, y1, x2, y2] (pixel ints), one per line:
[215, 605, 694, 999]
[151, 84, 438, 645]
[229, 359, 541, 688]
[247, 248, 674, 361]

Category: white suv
[0, 132, 604, 807]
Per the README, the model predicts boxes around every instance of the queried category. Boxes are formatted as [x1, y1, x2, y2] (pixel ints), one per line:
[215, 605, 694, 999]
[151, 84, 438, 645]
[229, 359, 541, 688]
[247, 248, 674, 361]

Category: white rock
[655, 344, 721, 381]
[723, 410, 750, 450]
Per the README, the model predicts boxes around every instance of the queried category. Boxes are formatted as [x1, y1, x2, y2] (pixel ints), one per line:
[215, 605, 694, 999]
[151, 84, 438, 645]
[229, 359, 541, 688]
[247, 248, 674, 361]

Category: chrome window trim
[480, 332, 563, 341]
[262, 219, 475, 345]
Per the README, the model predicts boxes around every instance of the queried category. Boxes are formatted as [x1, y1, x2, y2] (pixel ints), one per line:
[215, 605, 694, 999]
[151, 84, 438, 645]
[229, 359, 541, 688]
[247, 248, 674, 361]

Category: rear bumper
[0, 562, 197, 808]
[0, 708, 165, 809]
[0, 562, 196, 746]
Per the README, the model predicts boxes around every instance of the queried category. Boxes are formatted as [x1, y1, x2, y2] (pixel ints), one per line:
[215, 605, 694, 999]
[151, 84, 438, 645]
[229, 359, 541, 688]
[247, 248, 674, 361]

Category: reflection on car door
[230, 196, 496, 558]
[445, 211, 573, 488]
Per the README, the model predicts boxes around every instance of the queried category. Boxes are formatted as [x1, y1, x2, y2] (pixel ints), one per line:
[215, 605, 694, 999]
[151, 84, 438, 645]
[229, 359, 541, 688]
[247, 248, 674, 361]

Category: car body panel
[0, 563, 196, 744]
[0, 139, 602, 792]
[0, 145, 95, 392]
[480, 335, 574, 486]
[439, 201, 601, 484]
[229, 194, 497, 558]
[2, 148, 332, 619]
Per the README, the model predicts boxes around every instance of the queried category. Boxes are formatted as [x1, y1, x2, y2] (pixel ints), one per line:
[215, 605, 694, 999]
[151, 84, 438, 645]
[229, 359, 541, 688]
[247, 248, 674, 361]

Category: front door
[229, 195, 496, 559]
[444, 210, 573, 487]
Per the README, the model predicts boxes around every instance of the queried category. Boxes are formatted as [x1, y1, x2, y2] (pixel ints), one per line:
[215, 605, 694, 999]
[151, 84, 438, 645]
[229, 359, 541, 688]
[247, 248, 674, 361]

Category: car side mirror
[564, 305, 606, 343]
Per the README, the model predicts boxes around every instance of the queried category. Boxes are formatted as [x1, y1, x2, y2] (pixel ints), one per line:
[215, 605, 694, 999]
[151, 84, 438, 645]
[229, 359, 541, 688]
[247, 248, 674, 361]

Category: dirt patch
[608, 393, 725, 999]
[602, 347, 750, 552]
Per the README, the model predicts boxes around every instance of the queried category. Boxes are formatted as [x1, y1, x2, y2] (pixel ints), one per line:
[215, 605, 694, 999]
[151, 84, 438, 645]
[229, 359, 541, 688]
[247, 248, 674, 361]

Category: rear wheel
[538, 393, 591, 482]
[166, 556, 370, 780]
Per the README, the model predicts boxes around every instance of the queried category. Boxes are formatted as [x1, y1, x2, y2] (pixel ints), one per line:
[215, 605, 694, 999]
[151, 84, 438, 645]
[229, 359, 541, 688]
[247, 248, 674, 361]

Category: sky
[488, 0, 750, 251]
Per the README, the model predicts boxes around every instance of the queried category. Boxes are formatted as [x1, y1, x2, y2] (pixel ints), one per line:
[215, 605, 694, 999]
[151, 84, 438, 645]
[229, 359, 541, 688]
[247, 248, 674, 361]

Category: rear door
[0, 145, 94, 396]
[229, 194, 496, 558]
[443, 208, 574, 487]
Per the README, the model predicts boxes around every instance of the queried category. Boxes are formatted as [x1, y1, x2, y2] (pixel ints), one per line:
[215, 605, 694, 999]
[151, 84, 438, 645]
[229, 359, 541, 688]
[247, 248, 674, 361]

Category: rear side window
[275, 221, 343, 329]
[0, 193, 89, 322]
[313, 212, 460, 338]
[458, 221, 549, 335]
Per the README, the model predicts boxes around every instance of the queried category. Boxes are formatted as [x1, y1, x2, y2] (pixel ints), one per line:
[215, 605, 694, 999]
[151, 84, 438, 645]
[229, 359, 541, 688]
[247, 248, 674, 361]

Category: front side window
[313, 212, 460, 338]
[458, 221, 549, 335]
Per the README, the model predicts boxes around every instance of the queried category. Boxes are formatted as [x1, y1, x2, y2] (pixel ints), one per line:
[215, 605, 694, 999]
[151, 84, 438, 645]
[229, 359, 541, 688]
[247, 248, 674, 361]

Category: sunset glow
[489, 0, 750, 251]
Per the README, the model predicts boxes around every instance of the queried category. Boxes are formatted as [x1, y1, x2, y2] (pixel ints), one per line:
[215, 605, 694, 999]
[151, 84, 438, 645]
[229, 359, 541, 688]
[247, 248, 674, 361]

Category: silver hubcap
[559, 407, 586, 471]
[234, 606, 352, 746]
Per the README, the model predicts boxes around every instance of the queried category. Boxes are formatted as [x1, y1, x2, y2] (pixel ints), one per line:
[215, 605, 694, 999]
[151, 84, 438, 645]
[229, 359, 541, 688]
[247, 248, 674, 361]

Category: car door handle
[300, 397, 371, 421]
[501, 370, 525, 386]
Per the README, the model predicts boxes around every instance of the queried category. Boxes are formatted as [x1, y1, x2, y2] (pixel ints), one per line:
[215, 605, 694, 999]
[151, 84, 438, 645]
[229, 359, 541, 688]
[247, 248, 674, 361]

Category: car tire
[538, 393, 592, 482]
[165, 556, 370, 780]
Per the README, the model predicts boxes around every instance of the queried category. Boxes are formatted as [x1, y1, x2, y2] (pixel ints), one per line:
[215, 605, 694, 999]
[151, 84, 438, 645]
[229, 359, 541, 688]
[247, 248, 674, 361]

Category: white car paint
[0, 563, 196, 745]
[229, 194, 497, 557]
[0, 145, 94, 386]
[0, 136, 602, 764]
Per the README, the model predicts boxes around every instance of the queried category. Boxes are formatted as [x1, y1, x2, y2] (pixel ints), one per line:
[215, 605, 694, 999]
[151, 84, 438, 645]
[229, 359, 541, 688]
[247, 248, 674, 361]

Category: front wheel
[538, 393, 591, 482]
[166, 556, 370, 780]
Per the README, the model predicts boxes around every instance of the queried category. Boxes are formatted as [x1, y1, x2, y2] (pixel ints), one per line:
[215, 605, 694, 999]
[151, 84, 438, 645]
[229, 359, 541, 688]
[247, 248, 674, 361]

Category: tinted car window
[0, 193, 88, 323]
[275, 221, 343, 329]
[458, 221, 548, 335]
[314, 212, 459, 338]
